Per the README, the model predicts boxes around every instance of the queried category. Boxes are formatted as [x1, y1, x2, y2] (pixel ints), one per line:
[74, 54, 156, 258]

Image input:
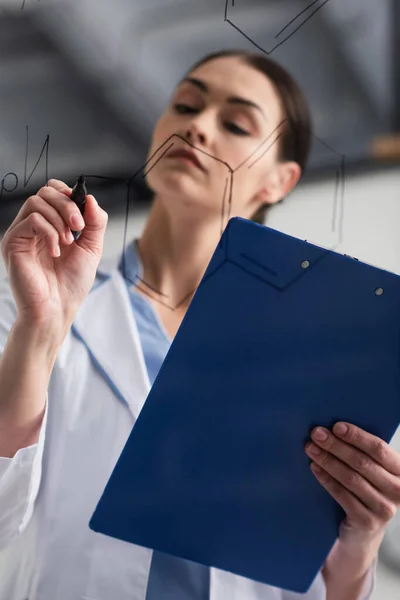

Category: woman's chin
[148, 170, 205, 199]
[148, 177, 222, 220]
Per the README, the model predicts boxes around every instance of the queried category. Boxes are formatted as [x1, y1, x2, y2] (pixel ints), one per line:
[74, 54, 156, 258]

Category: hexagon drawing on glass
[225, 0, 332, 55]
[119, 133, 236, 311]
[90, 121, 346, 312]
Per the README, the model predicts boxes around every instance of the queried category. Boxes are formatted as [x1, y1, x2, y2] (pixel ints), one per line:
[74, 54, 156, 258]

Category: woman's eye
[225, 122, 250, 136]
[173, 103, 198, 114]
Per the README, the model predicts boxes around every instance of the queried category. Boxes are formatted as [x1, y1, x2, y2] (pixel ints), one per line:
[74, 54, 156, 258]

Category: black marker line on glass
[70, 175, 87, 240]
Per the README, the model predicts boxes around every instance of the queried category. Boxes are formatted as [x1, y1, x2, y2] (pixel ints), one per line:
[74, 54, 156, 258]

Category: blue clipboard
[89, 217, 400, 593]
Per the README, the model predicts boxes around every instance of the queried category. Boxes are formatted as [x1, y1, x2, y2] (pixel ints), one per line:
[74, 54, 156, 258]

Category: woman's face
[145, 55, 300, 221]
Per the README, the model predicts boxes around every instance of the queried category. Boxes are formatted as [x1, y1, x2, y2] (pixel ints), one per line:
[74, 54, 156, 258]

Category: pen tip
[77, 175, 85, 185]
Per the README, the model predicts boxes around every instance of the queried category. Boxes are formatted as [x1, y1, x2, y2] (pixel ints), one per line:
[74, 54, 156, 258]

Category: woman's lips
[167, 149, 206, 171]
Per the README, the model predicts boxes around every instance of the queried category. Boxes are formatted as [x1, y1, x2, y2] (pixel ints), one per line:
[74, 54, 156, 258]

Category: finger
[7, 212, 61, 258]
[72, 194, 108, 252]
[38, 186, 107, 253]
[10, 194, 76, 246]
[45, 178, 73, 194]
[38, 185, 85, 231]
[9, 187, 85, 238]
[309, 427, 400, 503]
[306, 443, 398, 520]
[310, 463, 382, 530]
[332, 422, 400, 477]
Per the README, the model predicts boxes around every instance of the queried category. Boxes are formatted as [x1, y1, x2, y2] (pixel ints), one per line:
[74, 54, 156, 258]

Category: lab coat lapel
[210, 569, 281, 600]
[72, 265, 151, 420]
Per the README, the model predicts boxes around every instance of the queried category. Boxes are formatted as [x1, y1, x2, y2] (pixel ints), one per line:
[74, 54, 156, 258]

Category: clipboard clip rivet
[301, 260, 310, 269]
[375, 288, 384, 296]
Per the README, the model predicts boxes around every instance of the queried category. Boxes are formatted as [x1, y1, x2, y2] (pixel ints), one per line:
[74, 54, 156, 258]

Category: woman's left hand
[305, 422, 400, 545]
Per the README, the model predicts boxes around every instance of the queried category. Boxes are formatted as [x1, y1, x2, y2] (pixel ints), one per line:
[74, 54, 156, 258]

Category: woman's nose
[185, 124, 206, 146]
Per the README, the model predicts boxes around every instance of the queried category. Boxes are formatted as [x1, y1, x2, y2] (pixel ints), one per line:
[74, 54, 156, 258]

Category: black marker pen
[70, 175, 87, 240]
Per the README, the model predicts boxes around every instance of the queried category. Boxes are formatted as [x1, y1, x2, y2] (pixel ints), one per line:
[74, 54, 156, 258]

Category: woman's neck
[136, 197, 223, 310]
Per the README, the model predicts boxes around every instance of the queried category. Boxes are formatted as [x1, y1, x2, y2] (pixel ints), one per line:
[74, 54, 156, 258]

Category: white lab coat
[0, 254, 376, 600]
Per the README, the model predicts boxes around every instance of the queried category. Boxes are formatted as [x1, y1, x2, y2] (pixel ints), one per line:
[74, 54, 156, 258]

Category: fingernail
[71, 214, 84, 229]
[334, 422, 349, 436]
[307, 443, 321, 456]
[312, 427, 328, 442]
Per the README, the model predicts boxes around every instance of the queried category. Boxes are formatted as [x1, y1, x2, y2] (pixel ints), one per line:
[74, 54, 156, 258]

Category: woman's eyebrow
[178, 77, 267, 121]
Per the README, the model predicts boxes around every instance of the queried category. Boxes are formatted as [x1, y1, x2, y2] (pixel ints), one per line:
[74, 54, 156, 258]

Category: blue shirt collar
[118, 239, 143, 286]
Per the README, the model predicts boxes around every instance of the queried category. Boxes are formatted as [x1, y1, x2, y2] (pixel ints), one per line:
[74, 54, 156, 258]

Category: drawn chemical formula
[4, 0, 345, 312]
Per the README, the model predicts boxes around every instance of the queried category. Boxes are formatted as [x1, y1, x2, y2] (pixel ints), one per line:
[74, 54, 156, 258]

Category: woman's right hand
[1, 178, 108, 332]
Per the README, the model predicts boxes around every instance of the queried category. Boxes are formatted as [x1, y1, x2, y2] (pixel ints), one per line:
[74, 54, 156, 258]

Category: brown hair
[186, 49, 313, 224]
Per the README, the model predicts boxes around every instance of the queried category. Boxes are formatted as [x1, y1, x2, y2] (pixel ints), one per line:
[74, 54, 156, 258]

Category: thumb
[75, 194, 108, 253]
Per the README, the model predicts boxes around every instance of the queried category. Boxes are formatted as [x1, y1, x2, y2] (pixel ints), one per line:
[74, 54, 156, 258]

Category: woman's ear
[261, 161, 302, 206]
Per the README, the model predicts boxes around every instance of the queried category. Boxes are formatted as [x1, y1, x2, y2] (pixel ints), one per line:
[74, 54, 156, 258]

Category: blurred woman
[0, 49, 397, 600]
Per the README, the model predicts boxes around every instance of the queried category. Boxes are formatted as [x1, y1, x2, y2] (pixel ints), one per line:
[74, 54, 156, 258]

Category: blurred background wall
[1, 1, 400, 596]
